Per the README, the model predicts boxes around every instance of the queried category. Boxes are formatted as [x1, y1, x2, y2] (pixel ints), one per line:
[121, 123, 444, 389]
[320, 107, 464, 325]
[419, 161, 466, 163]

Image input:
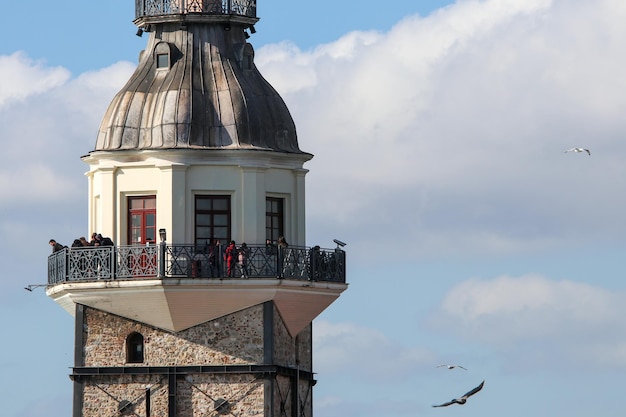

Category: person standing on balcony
[98, 234, 115, 247]
[49, 239, 67, 253]
[225, 240, 238, 277]
[309, 245, 321, 281]
[95, 233, 115, 277]
[238, 243, 249, 278]
[265, 238, 276, 254]
[264, 239, 277, 276]
[215, 239, 223, 277]
[206, 239, 218, 277]
[277, 236, 290, 278]
[90, 233, 101, 246]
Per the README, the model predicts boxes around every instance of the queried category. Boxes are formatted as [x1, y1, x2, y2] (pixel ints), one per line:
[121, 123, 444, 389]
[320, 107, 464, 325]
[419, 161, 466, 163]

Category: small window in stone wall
[127, 332, 144, 363]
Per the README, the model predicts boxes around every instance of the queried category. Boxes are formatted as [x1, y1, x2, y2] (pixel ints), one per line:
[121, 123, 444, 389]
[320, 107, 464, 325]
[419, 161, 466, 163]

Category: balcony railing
[136, 0, 257, 18]
[48, 243, 346, 285]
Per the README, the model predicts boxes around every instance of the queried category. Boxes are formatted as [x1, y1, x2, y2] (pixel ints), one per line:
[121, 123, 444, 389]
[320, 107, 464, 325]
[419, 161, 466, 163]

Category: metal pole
[296, 366, 300, 417]
[146, 387, 151, 417]
[168, 371, 177, 417]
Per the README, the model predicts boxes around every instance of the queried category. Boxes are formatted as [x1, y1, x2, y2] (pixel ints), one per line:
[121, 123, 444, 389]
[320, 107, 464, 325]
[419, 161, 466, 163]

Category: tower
[46, 1, 348, 416]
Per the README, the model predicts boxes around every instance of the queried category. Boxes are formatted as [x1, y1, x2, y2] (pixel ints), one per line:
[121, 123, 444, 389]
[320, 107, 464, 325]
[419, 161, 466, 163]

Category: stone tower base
[71, 302, 313, 417]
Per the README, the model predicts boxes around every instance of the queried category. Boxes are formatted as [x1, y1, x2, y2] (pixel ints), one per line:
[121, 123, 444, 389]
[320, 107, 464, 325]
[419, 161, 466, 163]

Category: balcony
[135, 0, 257, 19]
[48, 243, 346, 286]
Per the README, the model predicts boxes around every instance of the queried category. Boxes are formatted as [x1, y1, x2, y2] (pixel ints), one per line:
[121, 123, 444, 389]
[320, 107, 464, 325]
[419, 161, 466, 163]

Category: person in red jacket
[224, 240, 238, 277]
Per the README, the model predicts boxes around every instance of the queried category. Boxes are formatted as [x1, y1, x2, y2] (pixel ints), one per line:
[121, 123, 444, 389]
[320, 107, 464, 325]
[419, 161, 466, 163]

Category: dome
[93, 22, 303, 154]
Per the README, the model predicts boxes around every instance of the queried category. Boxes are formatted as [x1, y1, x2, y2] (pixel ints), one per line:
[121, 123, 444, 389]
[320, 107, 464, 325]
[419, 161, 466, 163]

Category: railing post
[111, 246, 117, 280]
[64, 248, 69, 282]
[159, 242, 166, 278]
[277, 246, 284, 278]
[336, 249, 346, 282]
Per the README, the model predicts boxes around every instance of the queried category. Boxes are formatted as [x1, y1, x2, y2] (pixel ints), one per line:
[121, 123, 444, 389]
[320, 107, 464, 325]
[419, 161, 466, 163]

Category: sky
[2, 0, 626, 416]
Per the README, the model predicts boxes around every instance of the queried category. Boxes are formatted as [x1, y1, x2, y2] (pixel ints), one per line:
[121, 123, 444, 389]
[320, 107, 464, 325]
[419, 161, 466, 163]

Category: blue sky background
[2, 0, 626, 416]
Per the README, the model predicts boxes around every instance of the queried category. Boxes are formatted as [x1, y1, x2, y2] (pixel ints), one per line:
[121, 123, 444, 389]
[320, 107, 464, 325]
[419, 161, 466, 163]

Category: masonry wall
[82, 375, 167, 417]
[272, 308, 313, 417]
[76, 303, 314, 417]
[83, 304, 265, 367]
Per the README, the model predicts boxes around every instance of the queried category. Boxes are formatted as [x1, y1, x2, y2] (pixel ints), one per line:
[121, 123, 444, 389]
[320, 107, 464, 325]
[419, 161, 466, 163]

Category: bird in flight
[436, 364, 467, 370]
[433, 380, 485, 408]
[564, 147, 591, 155]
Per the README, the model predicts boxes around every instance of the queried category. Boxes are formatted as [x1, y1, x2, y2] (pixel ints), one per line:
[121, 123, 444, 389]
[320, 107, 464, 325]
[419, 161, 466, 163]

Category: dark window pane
[127, 332, 144, 363]
[196, 214, 211, 226]
[156, 53, 169, 68]
[213, 199, 228, 211]
[214, 227, 228, 240]
[214, 214, 228, 226]
[196, 199, 211, 211]
[197, 228, 212, 239]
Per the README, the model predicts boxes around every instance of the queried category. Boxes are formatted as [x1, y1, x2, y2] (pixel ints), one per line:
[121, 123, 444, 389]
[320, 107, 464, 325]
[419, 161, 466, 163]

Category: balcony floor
[47, 277, 348, 336]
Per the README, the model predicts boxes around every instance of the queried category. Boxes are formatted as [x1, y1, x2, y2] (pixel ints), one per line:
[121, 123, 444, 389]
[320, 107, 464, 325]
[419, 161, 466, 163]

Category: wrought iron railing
[136, 0, 257, 18]
[48, 243, 346, 285]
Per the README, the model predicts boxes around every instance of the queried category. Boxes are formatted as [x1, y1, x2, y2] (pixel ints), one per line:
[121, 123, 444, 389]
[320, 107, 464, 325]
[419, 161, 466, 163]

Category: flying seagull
[436, 364, 467, 370]
[564, 147, 591, 155]
[433, 380, 485, 408]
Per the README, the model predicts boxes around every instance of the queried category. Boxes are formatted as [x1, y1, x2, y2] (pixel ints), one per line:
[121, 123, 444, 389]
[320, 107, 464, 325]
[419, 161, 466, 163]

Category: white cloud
[256, 0, 626, 259]
[0, 52, 70, 108]
[0, 164, 78, 206]
[314, 320, 435, 379]
[0, 57, 134, 210]
[428, 274, 626, 371]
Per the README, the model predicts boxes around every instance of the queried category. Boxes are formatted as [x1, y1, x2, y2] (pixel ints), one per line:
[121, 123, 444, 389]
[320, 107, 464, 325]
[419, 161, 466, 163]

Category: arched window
[154, 42, 171, 70]
[126, 332, 144, 363]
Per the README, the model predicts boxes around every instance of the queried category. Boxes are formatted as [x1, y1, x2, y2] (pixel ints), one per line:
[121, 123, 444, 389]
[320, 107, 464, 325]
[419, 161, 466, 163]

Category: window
[156, 53, 169, 68]
[128, 196, 156, 244]
[266, 197, 284, 243]
[195, 195, 231, 247]
[154, 42, 172, 70]
[126, 332, 144, 363]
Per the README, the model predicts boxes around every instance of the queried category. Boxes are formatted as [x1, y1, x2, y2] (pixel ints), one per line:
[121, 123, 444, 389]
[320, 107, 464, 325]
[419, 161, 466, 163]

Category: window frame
[126, 332, 145, 364]
[265, 197, 284, 243]
[195, 195, 232, 247]
[127, 195, 157, 245]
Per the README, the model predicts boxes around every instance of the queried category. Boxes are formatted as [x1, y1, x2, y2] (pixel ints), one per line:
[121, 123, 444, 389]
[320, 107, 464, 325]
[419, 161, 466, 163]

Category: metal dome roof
[93, 22, 303, 154]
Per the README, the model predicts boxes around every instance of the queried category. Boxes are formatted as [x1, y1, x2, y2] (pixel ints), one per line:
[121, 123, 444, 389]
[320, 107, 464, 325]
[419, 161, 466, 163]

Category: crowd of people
[200, 237, 287, 278]
[49, 233, 115, 253]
